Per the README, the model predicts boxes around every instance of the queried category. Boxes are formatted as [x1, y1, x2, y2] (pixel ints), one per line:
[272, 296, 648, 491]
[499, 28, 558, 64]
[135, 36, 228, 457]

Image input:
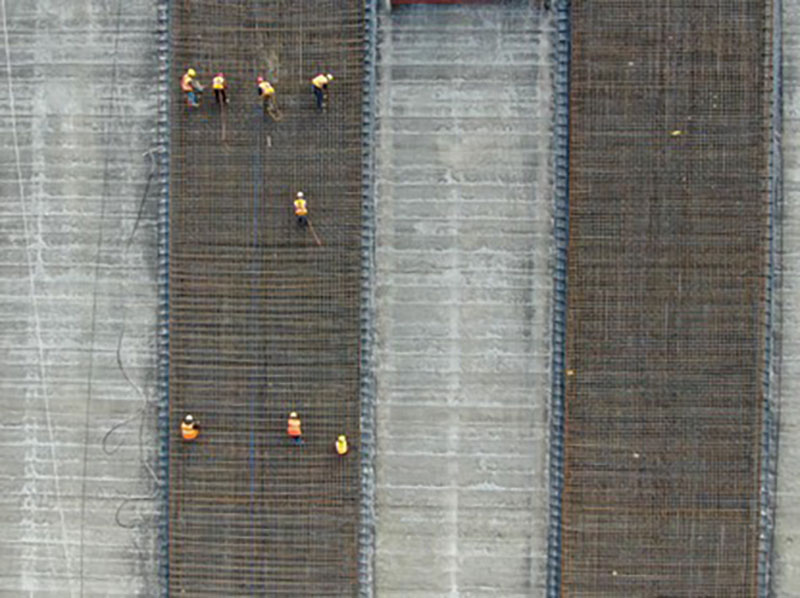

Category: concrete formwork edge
[545, 0, 570, 596]
[759, 0, 783, 595]
[359, 1, 378, 596]
[156, 0, 171, 595]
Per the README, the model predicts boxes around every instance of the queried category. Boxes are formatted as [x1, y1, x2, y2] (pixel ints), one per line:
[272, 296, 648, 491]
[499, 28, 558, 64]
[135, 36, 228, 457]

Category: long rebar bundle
[558, 1, 773, 594]
[168, 1, 364, 595]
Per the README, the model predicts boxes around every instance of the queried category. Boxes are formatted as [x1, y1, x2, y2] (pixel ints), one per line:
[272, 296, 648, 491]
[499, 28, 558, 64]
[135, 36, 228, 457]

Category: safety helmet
[290, 412, 298, 418]
[216, 72, 223, 78]
[338, 435, 346, 442]
[257, 76, 264, 83]
[326, 73, 333, 81]
[296, 191, 304, 198]
[187, 68, 196, 77]
[184, 414, 194, 423]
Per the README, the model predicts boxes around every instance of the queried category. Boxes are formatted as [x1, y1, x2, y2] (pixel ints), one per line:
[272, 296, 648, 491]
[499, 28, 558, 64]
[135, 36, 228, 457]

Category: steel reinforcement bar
[165, 1, 366, 595]
[555, 1, 774, 595]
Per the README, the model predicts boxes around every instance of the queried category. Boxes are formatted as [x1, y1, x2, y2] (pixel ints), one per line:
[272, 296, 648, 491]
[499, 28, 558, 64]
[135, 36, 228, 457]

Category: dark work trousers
[296, 215, 308, 227]
[214, 88, 227, 105]
[313, 85, 325, 109]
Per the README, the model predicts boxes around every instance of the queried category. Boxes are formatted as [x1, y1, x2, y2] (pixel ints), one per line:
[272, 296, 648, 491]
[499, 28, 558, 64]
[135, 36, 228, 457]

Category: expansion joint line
[545, 1, 571, 596]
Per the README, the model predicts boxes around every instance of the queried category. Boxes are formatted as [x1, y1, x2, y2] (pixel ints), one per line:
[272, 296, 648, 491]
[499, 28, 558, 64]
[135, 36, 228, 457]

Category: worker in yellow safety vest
[311, 72, 333, 109]
[335, 435, 348, 456]
[294, 191, 308, 227]
[180, 68, 202, 108]
[212, 72, 228, 105]
[181, 414, 200, 441]
[256, 76, 276, 112]
[287, 412, 303, 445]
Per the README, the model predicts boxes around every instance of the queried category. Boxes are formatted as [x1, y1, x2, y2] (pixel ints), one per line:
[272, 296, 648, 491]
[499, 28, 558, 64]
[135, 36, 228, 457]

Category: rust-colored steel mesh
[560, 1, 772, 595]
[168, 1, 364, 595]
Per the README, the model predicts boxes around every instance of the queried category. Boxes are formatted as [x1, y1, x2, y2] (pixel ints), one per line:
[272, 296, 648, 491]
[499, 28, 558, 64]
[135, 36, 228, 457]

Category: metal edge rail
[758, 0, 782, 595]
[545, 0, 570, 596]
[156, 0, 171, 595]
[358, 1, 378, 596]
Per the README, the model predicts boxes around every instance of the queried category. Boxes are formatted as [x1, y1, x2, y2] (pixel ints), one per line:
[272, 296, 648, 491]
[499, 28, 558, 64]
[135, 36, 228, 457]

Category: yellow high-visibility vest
[294, 198, 308, 216]
[181, 422, 199, 441]
[311, 74, 329, 89]
[259, 81, 275, 97]
[213, 76, 225, 90]
[181, 73, 194, 92]
[336, 436, 348, 455]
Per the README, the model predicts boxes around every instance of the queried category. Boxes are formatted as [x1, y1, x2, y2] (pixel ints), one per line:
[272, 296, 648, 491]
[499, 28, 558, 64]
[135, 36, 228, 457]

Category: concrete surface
[373, 4, 553, 596]
[775, 0, 800, 595]
[0, 0, 160, 596]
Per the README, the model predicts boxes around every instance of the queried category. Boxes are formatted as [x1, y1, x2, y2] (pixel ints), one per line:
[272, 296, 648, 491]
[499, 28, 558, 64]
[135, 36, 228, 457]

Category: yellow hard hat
[338, 435, 346, 441]
[187, 68, 196, 77]
[290, 412, 298, 418]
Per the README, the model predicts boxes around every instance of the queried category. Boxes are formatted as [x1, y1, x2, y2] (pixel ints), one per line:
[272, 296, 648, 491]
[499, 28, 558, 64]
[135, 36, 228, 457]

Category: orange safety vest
[213, 75, 225, 90]
[181, 73, 194, 92]
[181, 422, 199, 441]
[311, 74, 329, 89]
[294, 198, 308, 216]
[287, 417, 302, 437]
[259, 81, 274, 97]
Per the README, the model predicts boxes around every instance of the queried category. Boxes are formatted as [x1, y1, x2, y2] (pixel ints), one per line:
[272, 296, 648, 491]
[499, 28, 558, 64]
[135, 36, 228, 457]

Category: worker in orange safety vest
[311, 72, 333, 109]
[287, 412, 303, 445]
[335, 434, 348, 456]
[294, 191, 308, 227]
[180, 68, 202, 108]
[181, 414, 200, 441]
[212, 72, 228, 105]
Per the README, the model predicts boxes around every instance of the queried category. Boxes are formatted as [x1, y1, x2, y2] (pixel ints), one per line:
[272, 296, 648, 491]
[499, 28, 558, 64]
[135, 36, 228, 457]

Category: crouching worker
[335, 434, 348, 456]
[287, 411, 303, 445]
[181, 414, 200, 441]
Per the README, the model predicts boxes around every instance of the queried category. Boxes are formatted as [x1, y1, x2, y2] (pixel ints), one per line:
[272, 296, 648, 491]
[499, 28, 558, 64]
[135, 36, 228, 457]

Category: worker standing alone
[294, 191, 308, 227]
[287, 412, 303, 445]
[181, 414, 200, 441]
[311, 72, 333, 109]
[212, 72, 228, 105]
[180, 68, 202, 108]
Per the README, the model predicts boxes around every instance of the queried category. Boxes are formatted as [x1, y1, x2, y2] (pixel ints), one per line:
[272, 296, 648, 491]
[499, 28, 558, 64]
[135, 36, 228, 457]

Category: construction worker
[181, 414, 199, 441]
[335, 435, 348, 456]
[294, 191, 308, 227]
[287, 412, 303, 445]
[212, 72, 228, 105]
[257, 76, 276, 111]
[311, 72, 333, 109]
[180, 68, 202, 108]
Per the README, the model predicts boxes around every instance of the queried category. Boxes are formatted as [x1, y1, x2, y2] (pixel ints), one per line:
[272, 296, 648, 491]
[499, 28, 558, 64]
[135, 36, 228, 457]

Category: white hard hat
[184, 414, 193, 423]
[290, 411, 298, 418]
[296, 191, 304, 198]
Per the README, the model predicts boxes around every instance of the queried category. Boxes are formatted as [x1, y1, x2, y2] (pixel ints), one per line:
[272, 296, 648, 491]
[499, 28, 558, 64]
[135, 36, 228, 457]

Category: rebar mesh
[559, 1, 772, 595]
[167, 1, 364, 595]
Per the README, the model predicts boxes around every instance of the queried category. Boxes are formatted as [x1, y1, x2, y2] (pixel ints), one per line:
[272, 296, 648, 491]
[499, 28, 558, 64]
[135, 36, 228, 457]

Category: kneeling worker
[181, 414, 199, 441]
[287, 411, 303, 445]
[335, 434, 348, 456]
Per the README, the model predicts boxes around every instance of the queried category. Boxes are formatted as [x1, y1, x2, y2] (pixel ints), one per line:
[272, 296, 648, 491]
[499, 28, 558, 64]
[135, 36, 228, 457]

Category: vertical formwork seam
[156, 0, 171, 595]
[758, 0, 782, 595]
[358, 1, 378, 596]
[546, 0, 571, 596]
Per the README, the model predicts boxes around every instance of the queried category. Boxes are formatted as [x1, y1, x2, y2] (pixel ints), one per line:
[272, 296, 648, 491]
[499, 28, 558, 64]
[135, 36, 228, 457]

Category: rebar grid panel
[168, 1, 364, 595]
[560, 1, 772, 595]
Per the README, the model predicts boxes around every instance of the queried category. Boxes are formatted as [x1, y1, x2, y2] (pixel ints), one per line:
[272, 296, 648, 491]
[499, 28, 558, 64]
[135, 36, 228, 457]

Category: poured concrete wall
[0, 0, 160, 595]
[776, 0, 800, 595]
[373, 4, 553, 596]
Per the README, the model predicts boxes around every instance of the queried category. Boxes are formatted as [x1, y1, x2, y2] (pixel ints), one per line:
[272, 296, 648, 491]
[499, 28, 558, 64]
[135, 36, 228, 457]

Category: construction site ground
[167, 1, 364, 595]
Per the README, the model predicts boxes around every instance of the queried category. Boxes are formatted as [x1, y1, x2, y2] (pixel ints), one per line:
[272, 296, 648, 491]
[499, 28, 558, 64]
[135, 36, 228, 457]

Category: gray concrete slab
[775, 1, 800, 595]
[0, 0, 160, 595]
[374, 4, 553, 596]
